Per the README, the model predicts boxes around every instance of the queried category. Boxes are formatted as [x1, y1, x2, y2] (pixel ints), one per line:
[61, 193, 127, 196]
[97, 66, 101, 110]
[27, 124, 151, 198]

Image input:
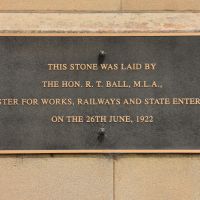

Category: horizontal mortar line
[0, 10, 200, 13]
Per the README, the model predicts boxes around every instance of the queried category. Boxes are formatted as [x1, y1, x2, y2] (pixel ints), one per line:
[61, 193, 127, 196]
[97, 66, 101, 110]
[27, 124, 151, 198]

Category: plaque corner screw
[97, 127, 106, 142]
[99, 50, 106, 57]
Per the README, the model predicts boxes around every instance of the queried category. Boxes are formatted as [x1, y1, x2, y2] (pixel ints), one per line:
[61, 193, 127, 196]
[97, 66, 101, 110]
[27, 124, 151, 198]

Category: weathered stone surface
[0, 0, 200, 11]
[0, 13, 200, 33]
[0, 0, 120, 11]
[115, 154, 200, 200]
[0, 155, 113, 200]
[122, 0, 200, 11]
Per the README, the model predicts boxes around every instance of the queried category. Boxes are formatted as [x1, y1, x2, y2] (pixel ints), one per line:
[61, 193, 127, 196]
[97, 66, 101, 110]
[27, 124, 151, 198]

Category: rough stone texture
[1, 154, 200, 200]
[0, 13, 200, 33]
[115, 155, 200, 200]
[1, 0, 200, 11]
[122, 0, 200, 11]
[0, 0, 120, 11]
[0, 155, 113, 200]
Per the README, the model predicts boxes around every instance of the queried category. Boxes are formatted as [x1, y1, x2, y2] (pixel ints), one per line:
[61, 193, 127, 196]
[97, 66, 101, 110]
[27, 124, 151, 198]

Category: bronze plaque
[0, 34, 199, 153]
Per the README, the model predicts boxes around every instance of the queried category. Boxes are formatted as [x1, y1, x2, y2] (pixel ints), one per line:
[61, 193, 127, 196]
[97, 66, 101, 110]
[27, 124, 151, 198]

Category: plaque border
[1, 32, 200, 36]
[0, 32, 199, 154]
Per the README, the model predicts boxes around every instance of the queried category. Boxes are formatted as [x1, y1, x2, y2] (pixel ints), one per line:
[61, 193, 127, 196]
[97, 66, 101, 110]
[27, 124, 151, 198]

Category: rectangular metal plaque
[0, 34, 200, 153]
